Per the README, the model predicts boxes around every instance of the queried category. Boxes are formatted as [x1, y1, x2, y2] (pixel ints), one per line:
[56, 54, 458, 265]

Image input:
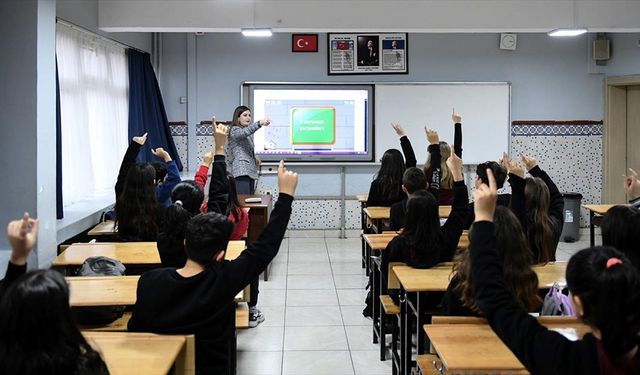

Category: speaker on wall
[593, 39, 610, 60]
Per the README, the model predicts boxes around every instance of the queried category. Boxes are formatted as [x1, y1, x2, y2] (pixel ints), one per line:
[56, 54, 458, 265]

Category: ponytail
[566, 247, 640, 360]
[161, 180, 204, 241]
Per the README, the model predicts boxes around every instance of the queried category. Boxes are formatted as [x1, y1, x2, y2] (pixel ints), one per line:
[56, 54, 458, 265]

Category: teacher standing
[228, 105, 271, 194]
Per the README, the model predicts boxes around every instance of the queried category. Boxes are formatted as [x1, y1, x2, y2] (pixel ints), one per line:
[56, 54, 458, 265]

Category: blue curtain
[127, 49, 183, 170]
[55, 59, 64, 219]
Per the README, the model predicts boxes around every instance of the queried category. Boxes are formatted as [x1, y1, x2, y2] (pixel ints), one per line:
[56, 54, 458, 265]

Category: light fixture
[241, 28, 273, 37]
[548, 28, 588, 37]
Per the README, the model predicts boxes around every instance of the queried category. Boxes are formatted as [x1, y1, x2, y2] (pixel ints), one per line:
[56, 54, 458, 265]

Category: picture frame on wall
[328, 33, 408, 75]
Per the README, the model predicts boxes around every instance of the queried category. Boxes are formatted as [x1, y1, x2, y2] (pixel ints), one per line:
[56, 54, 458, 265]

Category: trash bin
[560, 192, 583, 242]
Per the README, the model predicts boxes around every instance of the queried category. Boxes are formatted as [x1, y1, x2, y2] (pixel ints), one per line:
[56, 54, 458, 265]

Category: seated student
[463, 161, 510, 229]
[380, 149, 470, 299]
[424, 110, 463, 205]
[442, 206, 541, 316]
[157, 181, 204, 268]
[389, 167, 427, 231]
[601, 205, 640, 271]
[366, 122, 417, 207]
[623, 168, 640, 208]
[128, 127, 298, 374]
[504, 153, 563, 263]
[115, 132, 181, 208]
[469, 169, 640, 375]
[0, 214, 108, 375]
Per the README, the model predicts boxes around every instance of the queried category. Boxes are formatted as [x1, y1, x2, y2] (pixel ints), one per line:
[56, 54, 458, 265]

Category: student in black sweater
[380, 145, 470, 297]
[424, 110, 463, 205]
[389, 167, 427, 231]
[128, 125, 298, 375]
[601, 205, 640, 271]
[463, 161, 511, 229]
[504, 153, 564, 263]
[470, 169, 640, 375]
[442, 206, 541, 316]
[366, 122, 417, 207]
[0, 214, 108, 375]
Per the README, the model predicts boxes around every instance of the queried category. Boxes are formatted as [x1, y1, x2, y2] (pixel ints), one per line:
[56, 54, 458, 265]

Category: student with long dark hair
[424, 110, 463, 205]
[469, 169, 640, 375]
[228, 106, 271, 195]
[380, 145, 470, 297]
[442, 206, 541, 316]
[366, 122, 417, 207]
[0, 214, 108, 375]
[601, 205, 640, 271]
[504, 153, 563, 263]
[157, 181, 204, 268]
[463, 161, 510, 229]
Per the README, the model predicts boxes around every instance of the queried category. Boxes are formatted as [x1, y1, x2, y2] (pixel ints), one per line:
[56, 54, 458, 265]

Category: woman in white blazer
[228, 105, 270, 194]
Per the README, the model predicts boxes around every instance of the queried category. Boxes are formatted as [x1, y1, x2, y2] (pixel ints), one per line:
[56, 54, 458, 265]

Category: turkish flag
[292, 34, 318, 52]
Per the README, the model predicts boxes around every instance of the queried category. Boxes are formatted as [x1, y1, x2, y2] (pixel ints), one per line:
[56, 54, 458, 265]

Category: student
[366, 122, 417, 207]
[504, 153, 563, 263]
[228, 106, 271, 195]
[0, 214, 109, 375]
[463, 161, 510, 229]
[389, 167, 427, 231]
[601, 205, 640, 271]
[442, 206, 541, 316]
[157, 181, 204, 268]
[115, 132, 181, 208]
[128, 126, 298, 374]
[380, 148, 470, 297]
[623, 168, 640, 208]
[469, 169, 640, 375]
[424, 111, 463, 205]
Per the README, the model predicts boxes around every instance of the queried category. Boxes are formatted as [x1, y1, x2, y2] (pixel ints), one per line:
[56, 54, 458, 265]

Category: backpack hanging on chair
[73, 256, 127, 325]
[541, 282, 575, 316]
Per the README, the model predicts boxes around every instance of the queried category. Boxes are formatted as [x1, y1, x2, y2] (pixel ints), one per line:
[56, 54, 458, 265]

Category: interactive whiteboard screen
[247, 84, 374, 162]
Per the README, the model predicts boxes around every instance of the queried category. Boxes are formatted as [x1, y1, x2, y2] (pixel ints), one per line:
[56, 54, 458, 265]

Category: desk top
[582, 204, 623, 215]
[364, 206, 391, 220]
[83, 331, 186, 375]
[53, 241, 245, 266]
[239, 194, 272, 209]
[363, 231, 468, 252]
[425, 321, 589, 372]
[88, 221, 117, 236]
[394, 262, 566, 292]
[356, 194, 368, 202]
[68, 276, 139, 306]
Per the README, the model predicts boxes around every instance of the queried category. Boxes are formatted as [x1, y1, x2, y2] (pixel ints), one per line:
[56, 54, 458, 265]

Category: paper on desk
[550, 327, 579, 341]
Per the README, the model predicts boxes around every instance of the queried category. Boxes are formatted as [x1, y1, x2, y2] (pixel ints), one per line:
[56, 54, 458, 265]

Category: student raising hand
[623, 168, 640, 202]
[452, 109, 463, 124]
[473, 169, 498, 222]
[503, 153, 525, 178]
[7, 213, 39, 266]
[278, 160, 298, 196]
[151, 147, 172, 162]
[133, 132, 148, 145]
[424, 127, 439, 145]
[446, 147, 464, 182]
[213, 120, 230, 155]
[520, 154, 538, 171]
[391, 122, 405, 137]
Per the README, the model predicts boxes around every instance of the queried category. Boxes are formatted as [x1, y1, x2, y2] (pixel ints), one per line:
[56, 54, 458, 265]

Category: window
[56, 23, 129, 205]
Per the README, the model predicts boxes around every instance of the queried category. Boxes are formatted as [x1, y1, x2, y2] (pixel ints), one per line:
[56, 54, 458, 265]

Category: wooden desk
[83, 331, 190, 375]
[438, 206, 452, 219]
[239, 194, 272, 281]
[356, 194, 368, 203]
[582, 204, 619, 247]
[393, 262, 567, 374]
[357, 194, 369, 272]
[88, 221, 117, 236]
[68, 275, 139, 307]
[424, 322, 589, 374]
[53, 241, 246, 267]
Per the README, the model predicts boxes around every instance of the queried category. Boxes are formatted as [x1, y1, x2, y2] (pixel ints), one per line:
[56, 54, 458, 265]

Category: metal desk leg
[399, 289, 408, 375]
[590, 211, 595, 247]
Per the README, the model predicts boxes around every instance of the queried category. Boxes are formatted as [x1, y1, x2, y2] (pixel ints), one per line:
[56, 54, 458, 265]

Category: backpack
[541, 283, 575, 316]
[73, 256, 127, 325]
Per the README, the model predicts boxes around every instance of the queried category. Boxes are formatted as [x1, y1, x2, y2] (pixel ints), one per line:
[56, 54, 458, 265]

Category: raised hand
[259, 118, 272, 126]
[7, 213, 39, 266]
[424, 127, 440, 145]
[473, 169, 498, 222]
[623, 168, 640, 200]
[133, 132, 148, 145]
[446, 147, 464, 182]
[151, 147, 172, 162]
[202, 151, 213, 166]
[213, 119, 229, 155]
[391, 122, 405, 137]
[278, 160, 298, 196]
[452, 108, 463, 124]
[521, 154, 538, 171]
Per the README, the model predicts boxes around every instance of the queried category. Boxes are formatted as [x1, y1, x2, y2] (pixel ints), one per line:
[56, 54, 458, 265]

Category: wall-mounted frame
[292, 34, 318, 52]
[328, 33, 408, 75]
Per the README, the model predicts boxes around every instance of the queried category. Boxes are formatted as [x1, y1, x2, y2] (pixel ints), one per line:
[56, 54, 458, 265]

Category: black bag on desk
[74, 256, 127, 325]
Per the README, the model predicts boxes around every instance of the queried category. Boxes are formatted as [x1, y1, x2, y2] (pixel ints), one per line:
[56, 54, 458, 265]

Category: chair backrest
[387, 262, 406, 289]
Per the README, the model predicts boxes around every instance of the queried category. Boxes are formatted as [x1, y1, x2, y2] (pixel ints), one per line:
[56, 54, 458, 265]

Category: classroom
[1, 1, 640, 374]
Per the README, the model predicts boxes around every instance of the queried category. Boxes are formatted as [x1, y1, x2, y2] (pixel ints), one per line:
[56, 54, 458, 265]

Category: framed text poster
[328, 33, 408, 75]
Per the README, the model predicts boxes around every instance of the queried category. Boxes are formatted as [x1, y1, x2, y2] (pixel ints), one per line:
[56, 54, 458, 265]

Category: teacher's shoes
[249, 307, 265, 328]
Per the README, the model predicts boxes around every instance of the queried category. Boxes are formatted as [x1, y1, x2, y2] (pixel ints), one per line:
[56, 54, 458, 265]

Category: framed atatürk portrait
[328, 33, 408, 75]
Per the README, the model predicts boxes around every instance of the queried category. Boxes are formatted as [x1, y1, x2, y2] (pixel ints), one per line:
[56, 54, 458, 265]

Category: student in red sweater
[470, 169, 640, 375]
[129, 124, 298, 373]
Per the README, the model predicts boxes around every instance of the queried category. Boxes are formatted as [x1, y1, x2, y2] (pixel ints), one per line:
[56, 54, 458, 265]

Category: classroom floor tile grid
[236, 228, 597, 375]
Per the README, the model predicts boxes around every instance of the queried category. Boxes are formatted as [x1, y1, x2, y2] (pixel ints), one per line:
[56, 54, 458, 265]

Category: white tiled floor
[237, 227, 598, 375]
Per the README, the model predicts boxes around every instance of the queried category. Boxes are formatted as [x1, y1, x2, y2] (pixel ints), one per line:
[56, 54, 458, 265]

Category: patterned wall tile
[169, 123, 189, 170]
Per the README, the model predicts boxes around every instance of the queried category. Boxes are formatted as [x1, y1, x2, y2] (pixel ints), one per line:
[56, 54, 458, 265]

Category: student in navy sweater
[128, 124, 298, 374]
[389, 167, 427, 231]
[470, 169, 640, 375]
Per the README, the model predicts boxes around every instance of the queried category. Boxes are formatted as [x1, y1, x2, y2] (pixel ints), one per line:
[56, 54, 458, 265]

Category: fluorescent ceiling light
[548, 28, 588, 37]
[241, 28, 272, 37]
